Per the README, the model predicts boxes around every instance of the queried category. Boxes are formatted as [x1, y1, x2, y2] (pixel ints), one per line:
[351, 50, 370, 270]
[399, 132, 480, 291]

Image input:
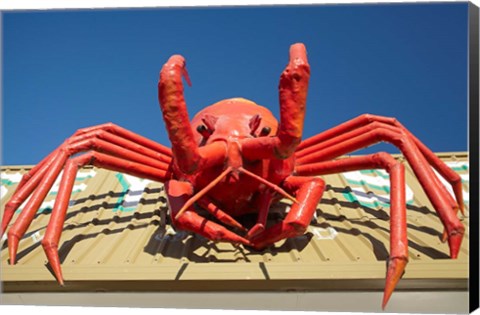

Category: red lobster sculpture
[2, 43, 464, 309]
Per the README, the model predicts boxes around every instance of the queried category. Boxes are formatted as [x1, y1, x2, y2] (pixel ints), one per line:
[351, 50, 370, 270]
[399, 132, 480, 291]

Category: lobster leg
[241, 43, 310, 160]
[68, 129, 171, 165]
[74, 122, 172, 157]
[296, 114, 464, 214]
[296, 152, 408, 309]
[250, 176, 325, 249]
[7, 150, 68, 264]
[15, 148, 59, 192]
[296, 121, 459, 212]
[66, 134, 170, 171]
[41, 151, 171, 284]
[12, 121, 173, 195]
[296, 121, 460, 221]
[1, 149, 59, 235]
[165, 180, 251, 246]
[7, 134, 174, 264]
[1, 123, 173, 235]
[296, 126, 464, 258]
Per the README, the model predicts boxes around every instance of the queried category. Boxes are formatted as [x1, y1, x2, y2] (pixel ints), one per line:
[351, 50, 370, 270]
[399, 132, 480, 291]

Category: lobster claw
[159, 54, 200, 174]
[240, 43, 310, 161]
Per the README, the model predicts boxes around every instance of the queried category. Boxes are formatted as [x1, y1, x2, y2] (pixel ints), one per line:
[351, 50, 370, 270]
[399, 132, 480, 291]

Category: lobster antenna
[174, 166, 299, 221]
[174, 166, 233, 221]
[238, 167, 298, 204]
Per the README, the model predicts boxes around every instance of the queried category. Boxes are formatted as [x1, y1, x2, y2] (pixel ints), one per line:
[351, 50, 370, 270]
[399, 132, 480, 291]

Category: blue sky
[2, 3, 469, 165]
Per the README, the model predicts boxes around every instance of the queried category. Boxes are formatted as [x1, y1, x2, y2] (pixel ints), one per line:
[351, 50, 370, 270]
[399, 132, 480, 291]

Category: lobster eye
[259, 126, 271, 136]
[196, 124, 212, 138]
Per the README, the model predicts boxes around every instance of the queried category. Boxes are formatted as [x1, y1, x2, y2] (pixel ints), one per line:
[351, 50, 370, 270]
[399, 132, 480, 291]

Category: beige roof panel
[0, 152, 470, 292]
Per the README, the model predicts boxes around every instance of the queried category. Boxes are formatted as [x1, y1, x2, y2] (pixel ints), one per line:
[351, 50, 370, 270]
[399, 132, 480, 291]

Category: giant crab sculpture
[1, 43, 464, 309]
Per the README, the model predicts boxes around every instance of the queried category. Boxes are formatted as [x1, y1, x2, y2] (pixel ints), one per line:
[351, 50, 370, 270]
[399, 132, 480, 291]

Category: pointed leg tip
[382, 290, 394, 308]
[8, 236, 17, 264]
[447, 230, 464, 259]
[7, 234, 19, 265]
[44, 244, 65, 285]
[50, 262, 65, 285]
[381, 301, 387, 311]
[48, 248, 64, 286]
[383, 257, 408, 310]
[449, 243, 460, 259]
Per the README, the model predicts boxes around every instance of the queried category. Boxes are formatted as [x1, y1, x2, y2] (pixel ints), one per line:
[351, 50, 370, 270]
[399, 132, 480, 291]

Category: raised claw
[158, 54, 200, 174]
[240, 43, 310, 161]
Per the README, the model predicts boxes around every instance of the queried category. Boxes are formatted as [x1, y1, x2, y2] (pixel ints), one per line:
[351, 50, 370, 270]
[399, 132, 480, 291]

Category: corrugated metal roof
[0, 152, 469, 293]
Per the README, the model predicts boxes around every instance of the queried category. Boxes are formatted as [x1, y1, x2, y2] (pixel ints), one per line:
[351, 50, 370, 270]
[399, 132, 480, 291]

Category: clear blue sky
[2, 3, 469, 165]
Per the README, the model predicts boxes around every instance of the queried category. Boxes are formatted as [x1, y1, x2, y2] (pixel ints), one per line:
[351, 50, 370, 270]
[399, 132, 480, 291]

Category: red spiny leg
[7, 150, 68, 264]
[75, 122, 172, 157]
[165, 180, 251, 246]
[1, 149, 59, 235]
[296, 114, 464, 213]
[296, 126, 464, 258]
[7, 132, 174, 265]
[250, 176, 325, 249]
[296, 152, 407, 309]
[241, 43, 310, 160]
[15, 148, 59, 191]
[1, 123, 172, 235]
[41, 151, 171, 284]
[296, 121, 460, 215]
[68, 129, 171, 165]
